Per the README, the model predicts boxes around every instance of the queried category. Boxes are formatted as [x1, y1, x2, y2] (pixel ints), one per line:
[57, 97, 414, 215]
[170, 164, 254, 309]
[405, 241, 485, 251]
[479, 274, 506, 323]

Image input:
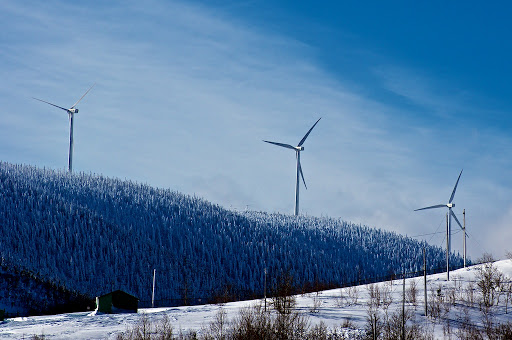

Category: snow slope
[1, 260, 511, 339]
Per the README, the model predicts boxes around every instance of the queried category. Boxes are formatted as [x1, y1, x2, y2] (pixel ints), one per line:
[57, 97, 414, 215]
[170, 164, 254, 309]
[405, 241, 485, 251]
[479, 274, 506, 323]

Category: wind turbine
[33, 84, 95, 172]
[264, 117, 321, 216]
[415, 169, 464, 280]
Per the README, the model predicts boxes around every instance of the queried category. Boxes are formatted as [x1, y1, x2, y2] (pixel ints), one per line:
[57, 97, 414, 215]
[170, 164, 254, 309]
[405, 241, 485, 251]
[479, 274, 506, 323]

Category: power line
[427, 214, 448, 244]
[466, 231, 490, 256]
[409, 231, 445, 239]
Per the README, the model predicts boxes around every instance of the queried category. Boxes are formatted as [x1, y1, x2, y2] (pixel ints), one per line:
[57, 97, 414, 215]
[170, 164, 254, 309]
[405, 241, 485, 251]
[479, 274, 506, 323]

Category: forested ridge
[0, 162, 464, 309]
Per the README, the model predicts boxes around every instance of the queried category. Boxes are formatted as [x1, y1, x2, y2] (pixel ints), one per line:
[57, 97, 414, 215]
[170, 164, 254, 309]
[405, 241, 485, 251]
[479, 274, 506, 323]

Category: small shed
[95, 290, 138, 314]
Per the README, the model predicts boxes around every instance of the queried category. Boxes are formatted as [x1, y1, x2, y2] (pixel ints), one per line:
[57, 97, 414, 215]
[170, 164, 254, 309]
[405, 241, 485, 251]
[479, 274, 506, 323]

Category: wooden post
[402, 271, 406, 340]
[264, 267, 267, 313]
[424, 247, 427, 317]
[152, 269, 156, 308]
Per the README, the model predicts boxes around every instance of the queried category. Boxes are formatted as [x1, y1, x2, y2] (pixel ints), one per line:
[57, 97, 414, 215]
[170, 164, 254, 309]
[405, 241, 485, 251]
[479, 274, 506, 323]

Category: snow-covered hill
[0, 161, 462, 312]
[1, 260, 511, 339]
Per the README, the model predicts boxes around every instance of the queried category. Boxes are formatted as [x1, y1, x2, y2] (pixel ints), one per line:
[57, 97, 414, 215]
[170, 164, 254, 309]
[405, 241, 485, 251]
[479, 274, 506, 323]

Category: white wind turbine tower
[415, 169, 464, 280]
[264, 117, 321, 216]
[33, 84, 95, 173]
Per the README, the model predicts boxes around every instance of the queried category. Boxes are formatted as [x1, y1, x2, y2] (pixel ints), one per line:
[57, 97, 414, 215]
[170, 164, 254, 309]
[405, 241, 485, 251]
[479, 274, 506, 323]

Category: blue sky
[1, 0, 512, 260]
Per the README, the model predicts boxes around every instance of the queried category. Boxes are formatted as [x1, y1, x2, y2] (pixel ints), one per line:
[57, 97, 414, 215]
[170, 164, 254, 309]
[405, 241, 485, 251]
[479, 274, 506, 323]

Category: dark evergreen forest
[0, 162, 464, 308]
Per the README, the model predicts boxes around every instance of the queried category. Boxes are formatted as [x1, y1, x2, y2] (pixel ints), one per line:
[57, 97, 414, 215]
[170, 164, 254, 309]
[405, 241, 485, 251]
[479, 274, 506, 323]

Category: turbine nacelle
[296, 146, 304, 151]
[447, 203, 455, 208]
[68, 108, 78, 114]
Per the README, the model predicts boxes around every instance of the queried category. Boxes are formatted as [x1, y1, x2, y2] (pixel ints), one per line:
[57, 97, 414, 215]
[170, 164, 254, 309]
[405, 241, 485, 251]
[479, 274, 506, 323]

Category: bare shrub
[177, 329, 198, 339]
[481, 307, 496, 340]
[309, 291, 322, 313]
[116, 314, 174, 340]
[231, 305, 272, 339]
[335, 289, 346, 308]
[271, 271, 297, 315]
[464, 281, 475, 307]
[307, 321, 329, 339]
[341, 318, 356, 330]
[442, 318, 452, 340]
[364, 306, 382, 340]
[380, 283, 393, 312]
[230, 303, 317, 340]
[496, 322, 512, 339]
[478, 252, 495, 264]
[506, 250, 512, 260]
[446, 285, 456, 307]
[116, 313, 153, 340]
[381, 308, 423, 340]
[273, 310, 309, 339]
[476, 253, 502, 308]
[346, 286, 359, 305]
[406, 280, 418, 306]
[209, 308, 229, 340]
[504, 281, 512, 314]
[366, 284, 381, 308]
[443, 294, 452, 315]
[30, 335, 47, 340]
[495, 270, 506, 306]
[428, 285, 442, 321]
[453, 276, 465, 304]
[455, 323, 483, 340]
[157, 315, 174, 340]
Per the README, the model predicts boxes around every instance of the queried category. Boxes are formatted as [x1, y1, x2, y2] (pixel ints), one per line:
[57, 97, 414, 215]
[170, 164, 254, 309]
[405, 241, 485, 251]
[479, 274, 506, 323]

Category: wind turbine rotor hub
[447, 203, 455, 208]
[296, 146, 304, 151]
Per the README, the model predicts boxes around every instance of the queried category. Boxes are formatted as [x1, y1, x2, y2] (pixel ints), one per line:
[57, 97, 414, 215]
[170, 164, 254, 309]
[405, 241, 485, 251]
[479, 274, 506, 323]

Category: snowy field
[1, 260, 512, 339]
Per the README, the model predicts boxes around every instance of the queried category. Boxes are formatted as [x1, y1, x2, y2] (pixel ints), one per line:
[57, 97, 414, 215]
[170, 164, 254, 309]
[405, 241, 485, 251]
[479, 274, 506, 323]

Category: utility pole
[446, 212, 450, 281]
[402, 271, 406, 340]
[264, 267, 267, 313]
[152, 269, 156, 308]
[463, 209, 466, 268]
[424, 247, 427, 317]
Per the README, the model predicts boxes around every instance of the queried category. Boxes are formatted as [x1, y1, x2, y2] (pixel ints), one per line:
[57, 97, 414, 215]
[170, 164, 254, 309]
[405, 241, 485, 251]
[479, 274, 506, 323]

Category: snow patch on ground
[1, 260, 512, 339]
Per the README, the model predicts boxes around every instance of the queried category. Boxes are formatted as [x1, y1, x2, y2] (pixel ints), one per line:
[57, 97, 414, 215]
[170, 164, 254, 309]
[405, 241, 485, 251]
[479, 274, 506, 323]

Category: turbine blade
[32, 97, 68, 112]
[414, 204, 446, 211]
[449, 169, 463, 203]
[71, 83, 96, 108]
[263, 140, 296, 150]
[298, 117, 321, 147]
[450, 210, 463, 230]
[298, 158, 307, 189]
